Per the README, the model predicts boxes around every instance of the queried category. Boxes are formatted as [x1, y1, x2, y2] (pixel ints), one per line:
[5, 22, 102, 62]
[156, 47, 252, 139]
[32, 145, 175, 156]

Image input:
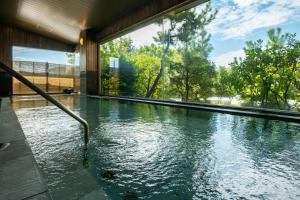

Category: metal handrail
[0, 61, 89, 149]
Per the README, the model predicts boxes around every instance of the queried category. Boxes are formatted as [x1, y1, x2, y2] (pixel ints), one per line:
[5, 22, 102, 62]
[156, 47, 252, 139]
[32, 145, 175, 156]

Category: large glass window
[100, 0, 300, 111]
[13, 46, 80, 94]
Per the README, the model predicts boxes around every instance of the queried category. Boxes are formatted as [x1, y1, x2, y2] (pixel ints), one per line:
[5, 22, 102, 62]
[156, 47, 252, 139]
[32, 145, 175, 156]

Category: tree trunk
[184, 68, 189, 102]
[146, 77, 151, 94]
[283, 63, 296, 110]
[145, 39, 171, 98]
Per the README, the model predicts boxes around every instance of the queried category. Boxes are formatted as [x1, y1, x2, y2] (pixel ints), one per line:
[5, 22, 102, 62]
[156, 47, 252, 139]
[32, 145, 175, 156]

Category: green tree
[146, 3, 217, 98]
[100, 38, 134, 95]
[66, 53, 75, 65]
[267, 29, 300, 109]
[214, 67, 236, 98]
[169, 3, 217, 101]
[231, 28, 300, 109]
[119, 57, 136, 96]
[170, 45, 216, 101]
[131, 45, 163, 97]
[145, 17, 176, 98]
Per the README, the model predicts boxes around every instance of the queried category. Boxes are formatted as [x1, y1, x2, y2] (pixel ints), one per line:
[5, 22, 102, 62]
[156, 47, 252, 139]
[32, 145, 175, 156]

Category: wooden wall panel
[0, 24, 12, 67]
[12, 27, 75, 52]
[79, 31, 87, 95]
[0, 25, 13, 95]
[80, 30, 99, 95]
[86, 31, 99, 95]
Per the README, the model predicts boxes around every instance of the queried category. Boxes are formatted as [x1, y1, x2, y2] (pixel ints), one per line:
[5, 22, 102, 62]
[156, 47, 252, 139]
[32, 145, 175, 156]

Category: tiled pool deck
[0, 97, 52, 200]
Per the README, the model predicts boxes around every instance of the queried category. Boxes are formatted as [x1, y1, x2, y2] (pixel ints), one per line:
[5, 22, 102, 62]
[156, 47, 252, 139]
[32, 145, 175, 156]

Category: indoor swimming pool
[12, 95, 300, 200]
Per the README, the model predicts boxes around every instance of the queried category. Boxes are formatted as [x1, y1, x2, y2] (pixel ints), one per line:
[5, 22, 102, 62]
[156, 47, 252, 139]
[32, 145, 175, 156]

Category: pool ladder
[0, 61, 89, 150]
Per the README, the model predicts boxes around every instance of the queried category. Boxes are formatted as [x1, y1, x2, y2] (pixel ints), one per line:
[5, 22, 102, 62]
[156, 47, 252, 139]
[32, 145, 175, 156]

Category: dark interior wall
[0, 24, 75, 96]
[0, 24, 13, 96]
[79, 30, 99, 95]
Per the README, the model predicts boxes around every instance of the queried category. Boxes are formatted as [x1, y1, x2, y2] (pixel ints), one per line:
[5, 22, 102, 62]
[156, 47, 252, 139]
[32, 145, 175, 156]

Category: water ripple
[13, 96, 300, 200]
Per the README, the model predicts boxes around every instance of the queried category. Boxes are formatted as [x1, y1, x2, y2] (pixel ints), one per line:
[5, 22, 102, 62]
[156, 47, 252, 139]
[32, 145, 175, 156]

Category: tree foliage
[231, 28, 300, 109]
[169, 3, 217, 101]
[99, 4, 300, 111]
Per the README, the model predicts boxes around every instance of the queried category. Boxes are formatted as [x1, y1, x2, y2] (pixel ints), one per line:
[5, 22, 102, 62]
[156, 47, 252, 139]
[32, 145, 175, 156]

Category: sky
[13, 0, 300, 67]
[13, 47, 80, 65]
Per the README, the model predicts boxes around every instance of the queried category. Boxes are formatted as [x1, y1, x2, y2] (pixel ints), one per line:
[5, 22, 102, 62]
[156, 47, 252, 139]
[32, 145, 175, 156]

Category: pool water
[13, 95, 300, 200]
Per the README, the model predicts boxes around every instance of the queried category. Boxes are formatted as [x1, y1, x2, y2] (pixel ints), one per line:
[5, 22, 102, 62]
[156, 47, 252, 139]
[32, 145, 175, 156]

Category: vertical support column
[46, 62, 49, 93]
[0, 25, 12, 96]
[79, 30, 99, 95]
[98, 45, 103, 96]
[72, 65, 75, 92]
[58, 64, 61, 93]
[32, 61, 35, 94]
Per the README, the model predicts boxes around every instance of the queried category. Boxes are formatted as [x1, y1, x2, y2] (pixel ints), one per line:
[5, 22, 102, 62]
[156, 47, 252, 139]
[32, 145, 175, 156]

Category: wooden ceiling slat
[0, 0, 203, 44]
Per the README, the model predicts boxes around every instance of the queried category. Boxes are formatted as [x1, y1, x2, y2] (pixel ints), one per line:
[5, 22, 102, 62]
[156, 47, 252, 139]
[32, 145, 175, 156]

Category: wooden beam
[12, 26, 76, 52]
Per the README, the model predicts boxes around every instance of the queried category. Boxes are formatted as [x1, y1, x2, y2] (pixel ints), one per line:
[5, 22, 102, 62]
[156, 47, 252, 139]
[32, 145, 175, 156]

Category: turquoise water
[13, 95, 300, 200]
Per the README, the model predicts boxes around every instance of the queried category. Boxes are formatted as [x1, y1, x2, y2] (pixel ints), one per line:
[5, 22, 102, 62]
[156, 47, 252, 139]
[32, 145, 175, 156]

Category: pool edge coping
[88, 95, 300, 123]
[0, 97, 53, 200]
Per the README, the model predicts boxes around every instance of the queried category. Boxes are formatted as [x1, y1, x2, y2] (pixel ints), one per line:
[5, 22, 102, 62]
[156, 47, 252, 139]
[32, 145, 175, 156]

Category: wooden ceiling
[0, 0, 153, 44]
[0, 0, 204, 45]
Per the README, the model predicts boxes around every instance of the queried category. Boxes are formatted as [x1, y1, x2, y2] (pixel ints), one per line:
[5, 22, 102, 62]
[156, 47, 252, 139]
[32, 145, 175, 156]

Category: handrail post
[46, 62, 49, 93]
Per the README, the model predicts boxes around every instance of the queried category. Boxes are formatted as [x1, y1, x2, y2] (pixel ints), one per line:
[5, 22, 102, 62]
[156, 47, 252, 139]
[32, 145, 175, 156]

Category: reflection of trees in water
[231, 116, 300, 170]
[152, 106, 220, 198]
[78, 98, 300, 199]
[116, 101, 165, 123]
[116, 100, 138, 122]
[12, 95, 78, 109]
[92, 100, 221, 199]
[83, 97, 101, 130]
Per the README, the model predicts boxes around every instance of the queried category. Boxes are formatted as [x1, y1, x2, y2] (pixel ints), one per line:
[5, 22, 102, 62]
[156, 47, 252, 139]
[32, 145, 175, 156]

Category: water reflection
[12, 94, 80, 109]
[12, 95, 300, 200]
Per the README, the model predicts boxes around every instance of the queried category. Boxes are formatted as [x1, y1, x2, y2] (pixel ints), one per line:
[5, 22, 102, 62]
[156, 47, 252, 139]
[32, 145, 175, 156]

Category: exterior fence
[12, 61, 80, 94]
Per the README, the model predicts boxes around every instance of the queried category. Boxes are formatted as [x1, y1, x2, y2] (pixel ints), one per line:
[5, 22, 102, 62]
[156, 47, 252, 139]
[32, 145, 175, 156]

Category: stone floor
[0, 97, 52, 200]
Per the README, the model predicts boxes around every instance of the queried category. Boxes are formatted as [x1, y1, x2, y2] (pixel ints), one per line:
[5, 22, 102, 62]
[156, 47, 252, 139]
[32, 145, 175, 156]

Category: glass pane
[74, 65, 80, 92]
[33, 62, 47, 92]
[12, 46, 80, 94]
[19, 61, 35, 94]
[59, 65, 74, 91]
[48, 63, 60, 93]
[12, 61, 21, 94]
